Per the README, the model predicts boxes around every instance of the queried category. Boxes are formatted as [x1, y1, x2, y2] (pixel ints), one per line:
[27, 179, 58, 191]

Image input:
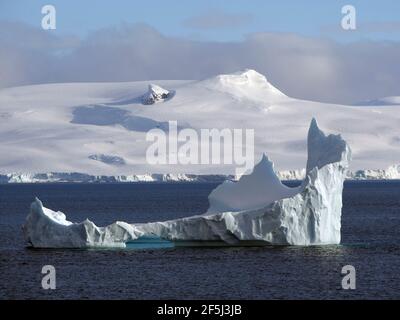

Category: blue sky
[1, 0, 400, 41]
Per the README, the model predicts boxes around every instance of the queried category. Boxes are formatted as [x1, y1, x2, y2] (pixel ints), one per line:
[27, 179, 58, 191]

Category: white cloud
[0, 22, 399, 104]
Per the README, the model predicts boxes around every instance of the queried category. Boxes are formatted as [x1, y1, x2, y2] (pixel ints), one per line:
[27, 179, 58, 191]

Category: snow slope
[0, 69, 399, 175]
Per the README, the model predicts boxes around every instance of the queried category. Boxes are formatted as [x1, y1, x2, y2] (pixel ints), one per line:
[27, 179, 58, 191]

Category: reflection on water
[126, 236, 174, 249]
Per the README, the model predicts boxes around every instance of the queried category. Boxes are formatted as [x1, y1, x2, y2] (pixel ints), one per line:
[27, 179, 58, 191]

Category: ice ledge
[4, 167, 398, 184]
[23, 118, 352, 247]
[1, 173, 232, 184]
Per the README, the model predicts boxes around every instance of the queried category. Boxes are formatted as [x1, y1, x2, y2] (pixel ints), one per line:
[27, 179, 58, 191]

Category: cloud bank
[1, 22, 400, 104]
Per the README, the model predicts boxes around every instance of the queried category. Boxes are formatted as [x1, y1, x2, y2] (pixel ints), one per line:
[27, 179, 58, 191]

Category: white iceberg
[23, 118, 351, 248]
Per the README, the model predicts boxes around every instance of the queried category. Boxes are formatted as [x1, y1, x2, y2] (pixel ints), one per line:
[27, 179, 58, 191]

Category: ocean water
[0, 181, 399, 299]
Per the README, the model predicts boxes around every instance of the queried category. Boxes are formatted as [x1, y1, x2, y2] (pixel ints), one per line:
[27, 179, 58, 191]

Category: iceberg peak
[306, 118, 350, 173]
[207, 153, 300, 214]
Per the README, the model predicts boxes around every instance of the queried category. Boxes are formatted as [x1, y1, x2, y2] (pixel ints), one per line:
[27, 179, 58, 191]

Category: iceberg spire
[306, 117, 350, 174]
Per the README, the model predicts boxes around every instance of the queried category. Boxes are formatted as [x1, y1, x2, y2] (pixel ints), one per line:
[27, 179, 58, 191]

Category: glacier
[23, 118, 351, 248]
[2, 166, 399, 184]
[1, 172, 231, 184]
[348, 164, 400, 180]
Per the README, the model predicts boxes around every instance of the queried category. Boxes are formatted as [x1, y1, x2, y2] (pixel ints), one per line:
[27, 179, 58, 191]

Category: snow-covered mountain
[0, 69, 399, 178]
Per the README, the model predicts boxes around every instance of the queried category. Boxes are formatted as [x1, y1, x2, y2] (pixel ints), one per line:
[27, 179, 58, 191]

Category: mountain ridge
[0, 69, 399, 175]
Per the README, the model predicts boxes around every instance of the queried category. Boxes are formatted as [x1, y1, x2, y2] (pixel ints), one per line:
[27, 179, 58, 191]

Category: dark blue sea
[0, 181, 399, 299]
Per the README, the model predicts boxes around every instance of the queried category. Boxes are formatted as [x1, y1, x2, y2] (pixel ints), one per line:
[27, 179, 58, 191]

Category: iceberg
[206, 154, 301, 214]
[23, 118, 351, 248]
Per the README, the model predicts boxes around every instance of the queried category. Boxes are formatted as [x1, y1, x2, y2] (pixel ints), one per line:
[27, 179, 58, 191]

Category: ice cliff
[348, 164, 400, 180]
[4, 166, 399, 183]
[1, 172, 231, 183]
[3, 166, 400, 183]
[23, 118, 351, 248]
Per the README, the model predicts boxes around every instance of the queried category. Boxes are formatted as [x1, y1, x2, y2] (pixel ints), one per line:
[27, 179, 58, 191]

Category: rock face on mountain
[141, 84, 170, 105]
[23, 118, 351, 248]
